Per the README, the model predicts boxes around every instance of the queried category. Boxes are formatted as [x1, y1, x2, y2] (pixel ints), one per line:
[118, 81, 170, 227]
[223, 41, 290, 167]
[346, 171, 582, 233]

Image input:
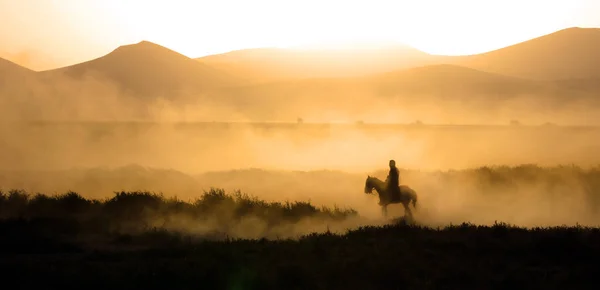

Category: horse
[364, 175, 418, 220]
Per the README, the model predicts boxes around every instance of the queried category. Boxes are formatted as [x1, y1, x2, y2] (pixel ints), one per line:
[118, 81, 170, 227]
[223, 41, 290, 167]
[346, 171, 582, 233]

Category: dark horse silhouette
[364, 175, 418, 219]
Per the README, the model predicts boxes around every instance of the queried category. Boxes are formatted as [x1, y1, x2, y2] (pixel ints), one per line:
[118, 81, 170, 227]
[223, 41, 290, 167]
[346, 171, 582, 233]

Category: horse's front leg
[381, 205, 388, 218]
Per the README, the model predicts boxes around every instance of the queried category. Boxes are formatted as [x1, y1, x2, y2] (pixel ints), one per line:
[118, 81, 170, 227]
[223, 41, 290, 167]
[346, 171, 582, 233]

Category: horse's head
[364, 175, 374, 194]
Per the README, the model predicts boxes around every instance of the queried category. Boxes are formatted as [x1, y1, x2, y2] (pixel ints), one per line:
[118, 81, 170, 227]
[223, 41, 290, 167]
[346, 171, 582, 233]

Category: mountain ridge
[3, 26, 599, 82]
[37, 40, 235, 98]
[450, 27, 600, 79]
[0, 57, 34, 74]
[1, 27, 600, 123]
[195, 43, 438, 82]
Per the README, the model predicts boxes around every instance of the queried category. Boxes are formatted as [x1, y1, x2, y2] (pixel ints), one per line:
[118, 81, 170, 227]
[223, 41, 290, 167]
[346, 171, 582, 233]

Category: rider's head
[389, 159, 396, 168]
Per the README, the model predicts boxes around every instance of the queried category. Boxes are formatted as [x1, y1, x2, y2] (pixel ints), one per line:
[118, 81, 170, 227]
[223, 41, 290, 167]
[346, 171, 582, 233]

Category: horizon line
[3, 120, 591, 127]
[2, 25, 599, 72]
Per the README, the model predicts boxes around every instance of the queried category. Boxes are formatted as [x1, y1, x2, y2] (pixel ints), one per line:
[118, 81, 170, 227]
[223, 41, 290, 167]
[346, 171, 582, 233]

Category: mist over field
[2, 121, 600, 238]
[2, 27, 600, 240]
[3, 122, 600, 172]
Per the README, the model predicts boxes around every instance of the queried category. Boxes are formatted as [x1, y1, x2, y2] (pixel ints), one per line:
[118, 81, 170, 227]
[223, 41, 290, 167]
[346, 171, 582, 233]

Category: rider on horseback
[381, 159, 401, 205]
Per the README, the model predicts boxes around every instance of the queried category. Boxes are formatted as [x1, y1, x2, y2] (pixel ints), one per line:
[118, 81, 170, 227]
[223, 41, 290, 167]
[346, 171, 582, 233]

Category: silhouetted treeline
[0, 188, 357, 245]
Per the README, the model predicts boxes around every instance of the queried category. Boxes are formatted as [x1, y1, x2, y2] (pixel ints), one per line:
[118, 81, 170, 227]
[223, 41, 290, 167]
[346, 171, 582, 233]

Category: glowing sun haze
[1, 0, 599, 70]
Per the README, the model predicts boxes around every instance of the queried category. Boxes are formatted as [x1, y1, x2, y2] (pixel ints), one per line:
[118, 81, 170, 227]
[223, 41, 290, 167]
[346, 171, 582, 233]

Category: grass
[0, 186, 599, 289]
[0, 188, 357, 239]
[2, 164, 600, 289]
[0, 219, 598, 289]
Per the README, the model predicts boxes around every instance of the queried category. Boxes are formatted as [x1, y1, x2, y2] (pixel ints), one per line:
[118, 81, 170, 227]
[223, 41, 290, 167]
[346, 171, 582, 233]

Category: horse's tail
[411, 191, 418, 209]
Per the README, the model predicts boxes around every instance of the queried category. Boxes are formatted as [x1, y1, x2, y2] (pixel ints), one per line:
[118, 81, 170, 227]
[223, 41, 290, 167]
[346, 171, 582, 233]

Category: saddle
[388, 185, 402, 202]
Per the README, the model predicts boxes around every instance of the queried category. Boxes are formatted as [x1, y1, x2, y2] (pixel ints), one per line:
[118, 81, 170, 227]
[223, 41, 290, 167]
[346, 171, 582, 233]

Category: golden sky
[1, 0, 599, 70]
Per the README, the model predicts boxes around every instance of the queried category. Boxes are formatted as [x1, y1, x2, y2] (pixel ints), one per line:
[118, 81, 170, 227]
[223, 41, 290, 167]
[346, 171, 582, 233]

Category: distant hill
[199, 27, 600, 82]
[367, 64, 593, 102]
[0, 57, 34, 76]
[3, 27, 600, 123]
[196, 44, 440, 83]
[0, 57, 37, 92]
[212, 64, 584, 122]
[450, 27, 600, 80]
[0, 58, 39, 120]
[363, 64, 539, 93]
[220, 64, 555, 101]
[39, 41, 236, 98]
[2, 42, 240, 121]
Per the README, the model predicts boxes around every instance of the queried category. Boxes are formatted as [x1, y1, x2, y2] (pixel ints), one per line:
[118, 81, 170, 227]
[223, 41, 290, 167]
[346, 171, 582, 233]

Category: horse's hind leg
[403, 202, 413, 221]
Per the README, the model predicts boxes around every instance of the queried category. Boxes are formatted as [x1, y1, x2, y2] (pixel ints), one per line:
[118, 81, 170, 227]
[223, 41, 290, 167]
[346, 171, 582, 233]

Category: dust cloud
[3, 60, 600, 125]
[3, 117, 600, 173]
[2, 69, 600, 239]
[2, 164, 600, 240]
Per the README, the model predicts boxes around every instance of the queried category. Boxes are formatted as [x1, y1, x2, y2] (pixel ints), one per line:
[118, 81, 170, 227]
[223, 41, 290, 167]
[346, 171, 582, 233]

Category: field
[2, 123, 600, 289]
[2, 122, 600, 169]
[1, 188, 599, 289]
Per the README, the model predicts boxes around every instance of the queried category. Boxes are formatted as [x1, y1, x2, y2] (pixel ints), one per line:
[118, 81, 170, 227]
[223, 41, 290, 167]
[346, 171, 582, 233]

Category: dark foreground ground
[1, 189, 600, 289]
[2, 220, 599, 289]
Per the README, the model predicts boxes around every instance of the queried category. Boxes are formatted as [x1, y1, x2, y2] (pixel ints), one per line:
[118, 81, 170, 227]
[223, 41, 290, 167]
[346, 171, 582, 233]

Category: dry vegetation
[1, 165, 600, 289]
[0, 122, 599, 288]
[3, 161, 600, 225]
[0, 188, 358, 242]
[0, 191, 598, 289]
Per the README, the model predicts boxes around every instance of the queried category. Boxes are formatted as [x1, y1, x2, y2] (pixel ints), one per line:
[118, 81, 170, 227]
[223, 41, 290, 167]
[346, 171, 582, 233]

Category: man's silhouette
[382, 159, 400, 205]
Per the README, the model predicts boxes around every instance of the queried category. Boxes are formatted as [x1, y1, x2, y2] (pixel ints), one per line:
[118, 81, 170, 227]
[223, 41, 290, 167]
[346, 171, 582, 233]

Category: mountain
[221, 64, 551, 100]
[0, 57, 37, 91]
[0, 58, 40, 120]
[219, 63, 600, 124]
[198, 27, 600, 83]
[367, 64, 526, 85]
[451, 27, 600, 80]
[3, 27, 600, 123]
[2, 41, 241, 121]
[361, 64, 554, 97]
[0, 57, 34, 75]
[40, 41, 235, 98]
[197, 27, 600, 82]
[196, 44, 440, 83]
[212, 64, 575, 122]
